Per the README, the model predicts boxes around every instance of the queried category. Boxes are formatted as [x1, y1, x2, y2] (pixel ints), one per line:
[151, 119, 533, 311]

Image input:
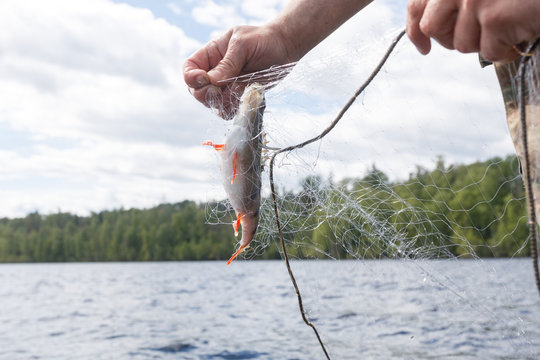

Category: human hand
[406, 0, 540, 62]
[183, 25, 290, 119]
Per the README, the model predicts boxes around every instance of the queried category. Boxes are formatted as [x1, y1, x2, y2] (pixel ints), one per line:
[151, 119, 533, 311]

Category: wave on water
[148, 341, 197, 353]
[202, 350, 270, 359]
[148, 341, 269, 360]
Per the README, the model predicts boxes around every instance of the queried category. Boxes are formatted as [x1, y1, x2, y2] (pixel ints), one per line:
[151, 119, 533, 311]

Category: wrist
[265, 18, 305, 63]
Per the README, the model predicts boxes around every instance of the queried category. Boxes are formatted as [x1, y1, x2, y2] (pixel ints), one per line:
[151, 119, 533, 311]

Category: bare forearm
[267, 0, 374, 62]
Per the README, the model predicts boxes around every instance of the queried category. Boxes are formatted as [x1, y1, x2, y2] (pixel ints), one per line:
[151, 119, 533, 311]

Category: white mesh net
[202, 28, 540, 358]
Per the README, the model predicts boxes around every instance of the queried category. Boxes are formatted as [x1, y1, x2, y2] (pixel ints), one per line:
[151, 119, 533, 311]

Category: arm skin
[183, 0, 373, 117]
[185, 0, 540, 116]
[268, 0, 374, 63]
[407, 0, 540, 62]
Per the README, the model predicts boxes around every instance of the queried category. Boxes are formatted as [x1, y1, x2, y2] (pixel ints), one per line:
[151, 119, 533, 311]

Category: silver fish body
[213, 83, 265, 264]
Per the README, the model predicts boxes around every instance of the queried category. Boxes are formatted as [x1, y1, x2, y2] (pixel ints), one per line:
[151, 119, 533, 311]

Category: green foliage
[0, 155, 531, 262]
[0, 201, 236, 262]
[391, 155, 528, 258]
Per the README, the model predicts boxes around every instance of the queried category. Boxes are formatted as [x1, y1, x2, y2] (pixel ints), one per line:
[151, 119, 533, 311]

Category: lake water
[0, 259, 539, 360]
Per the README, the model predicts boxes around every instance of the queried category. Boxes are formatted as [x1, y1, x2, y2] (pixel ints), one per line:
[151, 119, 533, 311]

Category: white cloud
[0, 0, 221, 217]
[0, 0, 204, 139]
[191, 0, 246, 29]
[167, 2, 183, 15]
[240, 0, 288, 22]
[191, 0, 288, 37]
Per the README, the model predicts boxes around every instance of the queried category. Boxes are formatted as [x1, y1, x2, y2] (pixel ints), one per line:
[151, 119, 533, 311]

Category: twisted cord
[269, 29, 406, 359]
[517, 38, 540, 297]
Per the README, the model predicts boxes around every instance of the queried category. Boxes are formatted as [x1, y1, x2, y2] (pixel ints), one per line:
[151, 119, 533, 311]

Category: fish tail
[227, 243, 249, 266]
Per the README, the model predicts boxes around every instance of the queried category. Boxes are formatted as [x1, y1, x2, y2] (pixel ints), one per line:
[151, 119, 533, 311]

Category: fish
[203, 83, 265, 265]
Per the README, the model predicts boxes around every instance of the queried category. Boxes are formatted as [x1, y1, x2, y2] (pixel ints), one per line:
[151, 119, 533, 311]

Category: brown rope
[517, 38, 540, 297]
[268, 30, 406, 360]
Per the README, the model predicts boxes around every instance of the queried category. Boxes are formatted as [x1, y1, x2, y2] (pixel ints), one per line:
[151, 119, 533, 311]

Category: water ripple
[0, 260, 538, 360]
[148, 341, 196, 353]
[203, 350, 269, 359]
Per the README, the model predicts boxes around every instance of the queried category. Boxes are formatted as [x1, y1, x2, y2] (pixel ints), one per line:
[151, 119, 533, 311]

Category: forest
[0, 154, 531, 262]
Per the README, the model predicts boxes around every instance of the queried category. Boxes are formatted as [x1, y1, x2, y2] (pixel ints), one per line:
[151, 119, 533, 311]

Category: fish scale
[203, 83, 265, 264]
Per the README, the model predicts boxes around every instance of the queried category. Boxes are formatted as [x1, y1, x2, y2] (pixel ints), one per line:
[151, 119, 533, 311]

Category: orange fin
[231, 152, 238, 184]
[202, 140, 224, 151]
[227, 243, 249, 266]
[233, 213, 242, 237]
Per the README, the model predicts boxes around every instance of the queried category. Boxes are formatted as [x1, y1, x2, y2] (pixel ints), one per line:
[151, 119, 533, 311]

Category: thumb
[207, 45, 247, 85]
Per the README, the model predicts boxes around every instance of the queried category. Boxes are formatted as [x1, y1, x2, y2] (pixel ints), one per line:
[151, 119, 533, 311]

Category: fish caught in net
[202, 26, 540, 359]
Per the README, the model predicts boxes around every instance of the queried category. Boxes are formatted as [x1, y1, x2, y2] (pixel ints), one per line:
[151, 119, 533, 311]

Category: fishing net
[201, 24, 540, 359]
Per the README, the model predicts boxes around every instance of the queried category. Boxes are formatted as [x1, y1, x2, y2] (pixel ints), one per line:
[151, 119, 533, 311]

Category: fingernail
[196, 74, 209, 87]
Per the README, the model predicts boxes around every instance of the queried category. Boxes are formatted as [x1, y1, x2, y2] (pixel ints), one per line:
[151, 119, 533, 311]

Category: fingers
[183, 29, 233, 90]
[183, 40, 228, 111]
[407, 0, 540, 62]
[207, 41, 248, 84]
[183, 29, 239, 116]
[189, 85, 220, 108]
[476, 3, 525, 63]
[480, 31, 518, 63]
[453, 1, 481, 53]
[407, 0, 431, 54]
[185, 27, 251, 89]
[183, 65, 210, 90]
[419, 0, 458, 50]
[184, 25, 269, 119]
[188, 82, 244, 120]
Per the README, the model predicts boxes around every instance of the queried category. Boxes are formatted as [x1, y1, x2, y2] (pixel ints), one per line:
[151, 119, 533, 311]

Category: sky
[0, 0, 514, 218]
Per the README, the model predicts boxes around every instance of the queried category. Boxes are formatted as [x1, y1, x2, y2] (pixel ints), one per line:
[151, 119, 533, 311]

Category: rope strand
[517, 38, 540, 297]
[269, 29, 406, 360]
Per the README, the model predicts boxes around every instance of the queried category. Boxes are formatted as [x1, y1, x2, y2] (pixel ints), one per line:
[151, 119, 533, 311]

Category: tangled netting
[203, 28, 540, 359]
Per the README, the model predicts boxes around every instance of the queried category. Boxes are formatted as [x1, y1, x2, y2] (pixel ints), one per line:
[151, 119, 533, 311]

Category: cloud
[0, 0, 221, 217]
[167, 2, 183, 15]
[0, 0, 206, 139]
[240, 0, 288, 22]
[191, 0, 246, 29]
[191, 0, 288, 37]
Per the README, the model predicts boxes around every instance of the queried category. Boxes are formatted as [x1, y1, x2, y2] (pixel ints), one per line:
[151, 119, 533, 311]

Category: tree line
[0, 155, 530, 262]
